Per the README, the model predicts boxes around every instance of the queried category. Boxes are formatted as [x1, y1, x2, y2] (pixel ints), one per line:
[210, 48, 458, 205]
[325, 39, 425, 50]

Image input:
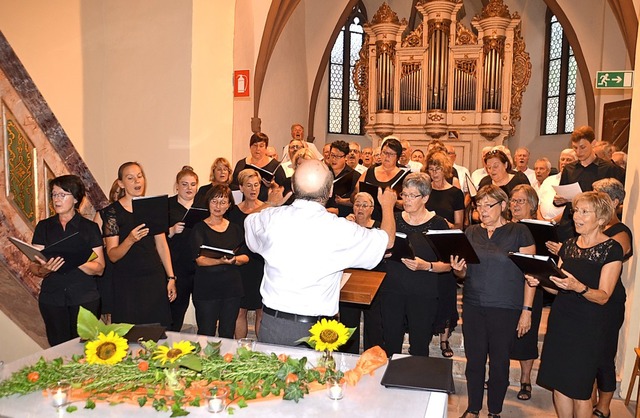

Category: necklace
[406, 210, 429, 225]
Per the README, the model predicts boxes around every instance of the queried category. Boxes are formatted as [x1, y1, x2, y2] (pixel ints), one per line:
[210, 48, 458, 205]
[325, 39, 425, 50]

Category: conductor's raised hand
[267, 182, 292, 207]
[377, 187, 397, 210]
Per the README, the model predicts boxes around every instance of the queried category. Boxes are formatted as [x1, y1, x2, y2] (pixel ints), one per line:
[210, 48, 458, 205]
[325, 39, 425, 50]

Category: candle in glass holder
[206, 386, 228, 413]
[327, 378, 345, 400]
[236, 337, 256, 352]
[49, 381, 71, 407]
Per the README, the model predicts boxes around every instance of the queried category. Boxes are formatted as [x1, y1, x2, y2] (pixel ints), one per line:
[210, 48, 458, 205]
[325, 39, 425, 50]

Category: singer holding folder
[231, 132, 280, 202]
[103, 162, 176, 327]
[31, 175, 105, 346]
[451, 185, 535, 418]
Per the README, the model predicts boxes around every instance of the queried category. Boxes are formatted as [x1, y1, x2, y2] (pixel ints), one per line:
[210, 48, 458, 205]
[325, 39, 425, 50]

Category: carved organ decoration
[358, 0, 531, 171]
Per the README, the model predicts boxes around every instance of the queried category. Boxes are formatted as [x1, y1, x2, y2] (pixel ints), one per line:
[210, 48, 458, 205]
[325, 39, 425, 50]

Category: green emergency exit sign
[596, 71, 633, 89]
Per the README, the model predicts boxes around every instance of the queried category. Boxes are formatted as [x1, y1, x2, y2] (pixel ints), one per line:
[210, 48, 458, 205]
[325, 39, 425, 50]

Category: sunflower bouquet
[0, 308, 344, 416]
[296, 318, 356, 370]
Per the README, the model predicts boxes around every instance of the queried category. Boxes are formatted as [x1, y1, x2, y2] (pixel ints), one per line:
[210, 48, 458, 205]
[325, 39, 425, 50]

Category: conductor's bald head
[292, 159, 333, 204]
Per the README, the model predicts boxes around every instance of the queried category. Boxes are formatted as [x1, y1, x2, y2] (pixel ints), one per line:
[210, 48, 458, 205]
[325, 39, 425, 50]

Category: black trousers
[462, 304, 520, 415]
[381, 291, 437, 357]
[194, 297, 241, 338]
[338, 295, 384, 354]
[39, 299, 101, 346]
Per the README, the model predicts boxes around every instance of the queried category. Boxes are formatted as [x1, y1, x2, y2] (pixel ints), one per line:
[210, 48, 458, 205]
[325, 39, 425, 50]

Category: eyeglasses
[289, 145, 303, 151]
[354, 203, 372, 209]
[427, 166, 443, 172]
[330, 153, 345, 159]
[475, 200, 501, 210]
[510, 198, 527, 205]
[349, 149, 360, 154]
[210, 199, 230, 206]
[51, 192, 73, 200]
[400, 192, 423, 200]
[571, 208, 595, 216]
[381, 151, 397, 158]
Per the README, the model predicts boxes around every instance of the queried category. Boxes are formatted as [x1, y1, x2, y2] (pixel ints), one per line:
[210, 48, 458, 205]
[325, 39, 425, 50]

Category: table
[0, 332, 447, 417]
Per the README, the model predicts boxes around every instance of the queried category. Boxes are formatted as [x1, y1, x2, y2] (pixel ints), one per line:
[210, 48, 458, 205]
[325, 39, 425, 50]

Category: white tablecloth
[0, 332, 447, 418]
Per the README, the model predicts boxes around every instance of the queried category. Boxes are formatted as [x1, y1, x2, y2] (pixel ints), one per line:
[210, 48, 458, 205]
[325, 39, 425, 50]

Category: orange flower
[27, 372, 39, 383]
[223, 353, 233, 363]
[277, 353, 288, 363]
[285, 373, 298, 384]
[137, 361, 149, 372]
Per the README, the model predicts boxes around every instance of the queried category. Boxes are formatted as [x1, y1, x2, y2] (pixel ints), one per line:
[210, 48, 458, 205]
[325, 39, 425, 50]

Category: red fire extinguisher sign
[234, 70, 250, 97]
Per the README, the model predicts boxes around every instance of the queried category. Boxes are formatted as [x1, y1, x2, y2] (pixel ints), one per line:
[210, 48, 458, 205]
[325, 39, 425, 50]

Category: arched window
[541, 10, 577, 135]
[328, 2, 367, 135]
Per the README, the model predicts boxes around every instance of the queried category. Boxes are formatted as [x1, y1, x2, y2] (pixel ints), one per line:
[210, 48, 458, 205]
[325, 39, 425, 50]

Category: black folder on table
[132, 194, 169, 236]
[422, 229, 480, 264]
[199, 244, 240, 259]
[385, 232, 415, 262]
[124, 324, 167, 343]
[508, 252, 567, 290]
[181, 207, 209, 228]
[519, 219, 560, 259]
[381, 355, 455, 394]
[246, 164, 275, 184]
[10, 233, 96, 273]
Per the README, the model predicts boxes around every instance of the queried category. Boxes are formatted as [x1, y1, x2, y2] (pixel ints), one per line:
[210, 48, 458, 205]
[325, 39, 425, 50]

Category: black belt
[263, 306, 328, 324]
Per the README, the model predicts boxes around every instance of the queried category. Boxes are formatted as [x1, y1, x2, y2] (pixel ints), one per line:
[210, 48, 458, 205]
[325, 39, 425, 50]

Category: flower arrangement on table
[0, 309, 387, 416]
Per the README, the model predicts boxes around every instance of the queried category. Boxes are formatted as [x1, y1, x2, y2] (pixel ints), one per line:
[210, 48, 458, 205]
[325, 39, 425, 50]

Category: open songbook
[198, 244, 241, 259]
[246, 164, 275, 185]
[422, 229, 480, 264]
[9, 233, 97, 273]
[519, 218, 560, 259]
[508, 252, 567, 290]
[180, 207, 209, 228]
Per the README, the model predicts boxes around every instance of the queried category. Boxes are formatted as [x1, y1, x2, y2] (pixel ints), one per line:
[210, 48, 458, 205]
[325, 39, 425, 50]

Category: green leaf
[170, 402, 189, 417]
[84, 399, 96, 409]
[227, 407, 235, 415]
[294, 336, 314, 349]
[203, 341, 221, 358]
[138, 396, 148, 407]
[189, 395, 201, 407]
[76, 306, 101, 340]
[66, 405, 78, 413]
[237, 398, 248, 408]
[175, 354, 202, 372]
[102, 323, 134, 337]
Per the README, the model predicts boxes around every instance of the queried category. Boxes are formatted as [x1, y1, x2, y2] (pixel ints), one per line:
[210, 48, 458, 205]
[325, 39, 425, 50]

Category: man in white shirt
[514, 147, 537, 184]
[445, 145, 470, 194]
[470, 146, 493, 187]
[531, 157, 552, 192]
[347, 142, 367, 174]
[399, 139, 422, 172]
[361, 147, 374, 168]
[245, 159, 396, 346]
[281, 123, 323, 163]
[537, 149, 576, 222]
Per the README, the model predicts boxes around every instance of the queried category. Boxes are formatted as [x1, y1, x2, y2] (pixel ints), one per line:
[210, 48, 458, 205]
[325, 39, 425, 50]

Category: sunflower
[153, 341, 195, 365]
[308, 319, 352, 352]
[85, 331, 129, 365]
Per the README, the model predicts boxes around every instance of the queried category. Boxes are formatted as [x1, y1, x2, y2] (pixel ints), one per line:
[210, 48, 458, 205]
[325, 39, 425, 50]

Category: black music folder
[519, 219, 560, 258]
[124, 324, 167, 342]
[423, 229, 480, 264]
[132, 194, 169, 236]
[508, 252, 567, 290]
[381, 355, 455, 394]
[199, 244, 240, 259]
[332, 172, 357, 198]
[385, 232, 415, 262]
[10, 233, 96, 273]
[246, 164, 275, 184]
[181, 207, 209, 228]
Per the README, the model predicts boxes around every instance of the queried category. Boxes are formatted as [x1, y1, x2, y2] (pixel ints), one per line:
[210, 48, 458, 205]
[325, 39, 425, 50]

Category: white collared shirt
[538, 173, 563, 220]
[245, 199, 388, 316]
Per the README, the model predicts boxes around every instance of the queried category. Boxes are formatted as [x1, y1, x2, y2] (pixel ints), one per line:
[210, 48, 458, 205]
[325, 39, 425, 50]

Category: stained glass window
[541, 12, 577, 135]
[328, 2, 366, 135]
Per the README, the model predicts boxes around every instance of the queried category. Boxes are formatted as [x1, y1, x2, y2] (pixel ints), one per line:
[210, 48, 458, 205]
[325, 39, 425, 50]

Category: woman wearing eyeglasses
[326, 140, 360, 217]
[507, 184, 544, 402]
[190, 184, 249, 337]
[356, 137, 406, 221]
[527, 191, 623, 418]
[451, 185, 536, 418]
[339, 192, 384, 353]
[30, 175, 105, 346]
[379, 172, 451, 357]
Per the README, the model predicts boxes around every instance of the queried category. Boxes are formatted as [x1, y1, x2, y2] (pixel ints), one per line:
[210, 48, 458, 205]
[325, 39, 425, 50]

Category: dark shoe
[517, 382, 532, 401]
[593, 408, 610, 418]
[440, 341, 454, 358]
[488, 414, 501, 418]
[460, 411, 479, 418]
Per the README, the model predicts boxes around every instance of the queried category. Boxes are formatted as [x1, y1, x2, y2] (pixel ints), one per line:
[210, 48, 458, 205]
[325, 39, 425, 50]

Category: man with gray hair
[532, 157, 552, 192]
[245, 159, 397, 346]
[399, 139, 422, 172]
[514, 147, 536, 185]
[536, 149, 576, 223]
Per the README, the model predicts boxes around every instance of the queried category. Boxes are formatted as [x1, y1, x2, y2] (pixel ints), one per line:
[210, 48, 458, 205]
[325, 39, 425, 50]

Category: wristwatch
[167, 276, 177, 282]
[578, 285, 589, 295]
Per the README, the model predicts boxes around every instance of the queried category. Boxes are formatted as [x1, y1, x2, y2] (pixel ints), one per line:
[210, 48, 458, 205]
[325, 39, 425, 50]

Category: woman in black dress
[231, 133, 280, 202]
[227, 169, 265, 338]
[167, 166, 200, 331]
[451, 185, 536, 418]
[31, 175, 105, 346]
[103, 162, 177, 326]
[478, 149, 530, 196]
[528, 191, 623, 418]
[424, 151, 464, 358]
[380, 172, 452, 357]
[190, 184, 249, 337]
[591, 179, 632, 418]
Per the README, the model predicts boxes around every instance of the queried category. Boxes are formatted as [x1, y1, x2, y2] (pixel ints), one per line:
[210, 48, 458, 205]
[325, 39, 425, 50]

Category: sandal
[517, 382, 532, 401]
[488, 414, 501, 418]
[460, 411, 479, 418]
[593, 408, 610, 418]
[440, 341, 454, 358]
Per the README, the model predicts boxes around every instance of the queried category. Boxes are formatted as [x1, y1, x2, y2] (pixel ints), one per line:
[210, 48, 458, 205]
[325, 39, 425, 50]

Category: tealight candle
[236, 337, 256, 352]
[49, 381, 71, 408]
[207, 397, 224, 413]
[327, 378, 345, 400]
[205, 386, 228, 413]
